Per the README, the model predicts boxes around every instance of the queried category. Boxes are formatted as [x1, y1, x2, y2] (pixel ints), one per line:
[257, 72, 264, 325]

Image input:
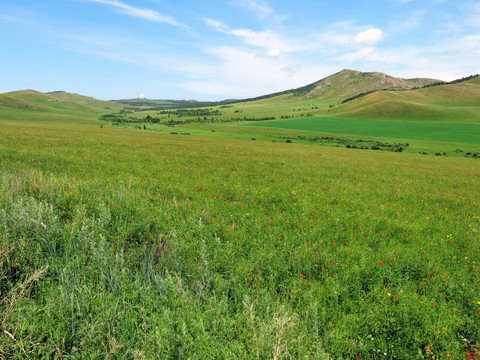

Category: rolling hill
[327, 76, 480, 123]
[0, 90, 120, 112]
[1, 70, 478, 130]
[0, 89, 122, 123]
[303, 69, 440, 101]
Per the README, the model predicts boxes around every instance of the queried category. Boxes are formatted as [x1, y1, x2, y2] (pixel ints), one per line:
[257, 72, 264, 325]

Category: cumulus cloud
[84, 0, 186, 27]
[354, 28, 386, 45]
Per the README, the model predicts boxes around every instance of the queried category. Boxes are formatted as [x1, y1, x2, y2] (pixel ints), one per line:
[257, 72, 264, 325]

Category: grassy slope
[0, 90, 122, 124]
[327, 78, 480, 123]
[304, 69, 440, 101]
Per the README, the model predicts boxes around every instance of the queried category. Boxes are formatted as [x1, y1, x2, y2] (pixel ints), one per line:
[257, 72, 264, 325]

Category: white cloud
[468, 3, 480, 28]
[235, 0, 273, 17]
[456, 34, 480, 54]
[388, 9, 425, 33]
[178, 45, 338, 98]
[84, 0, 187, 27]
[354, 28, 386, 45]
[335, 47, 377, 62]
[204, 18, 302, 55]
[390, 0, 414, 4]
[229, 28, 287, 50]
[204, 18, 229, 33]
[266, 48, 281, 57]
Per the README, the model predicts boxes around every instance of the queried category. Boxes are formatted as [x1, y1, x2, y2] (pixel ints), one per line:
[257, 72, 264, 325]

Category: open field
[1, 111, 480, 358]
[246, 117, 480, 144]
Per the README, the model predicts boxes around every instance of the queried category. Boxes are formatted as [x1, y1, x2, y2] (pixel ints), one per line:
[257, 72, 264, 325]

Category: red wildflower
[432, 302, 437, 308]
[300, 274, 306, 279]
[379, 261, 384, 266]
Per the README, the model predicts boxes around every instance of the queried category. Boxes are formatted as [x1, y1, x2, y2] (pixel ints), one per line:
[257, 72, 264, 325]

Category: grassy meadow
[97, 75, 480, 157]
[1, 106, 480, 359]
[246, 117, 480, 144]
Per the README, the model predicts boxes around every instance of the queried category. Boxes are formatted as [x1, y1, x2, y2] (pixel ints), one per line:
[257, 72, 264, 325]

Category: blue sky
[1, 0, 479, 100]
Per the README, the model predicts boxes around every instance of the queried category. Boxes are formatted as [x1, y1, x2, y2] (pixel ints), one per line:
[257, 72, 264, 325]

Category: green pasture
[246, 117, 480, 144]
[1, 113, 480, 359]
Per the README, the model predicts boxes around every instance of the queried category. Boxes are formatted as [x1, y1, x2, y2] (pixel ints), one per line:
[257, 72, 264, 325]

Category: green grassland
[1, 117, 480, 359]
[96, 75, 480, 158]
[1, 71, 480, 358]
[247, 117, 480, 144]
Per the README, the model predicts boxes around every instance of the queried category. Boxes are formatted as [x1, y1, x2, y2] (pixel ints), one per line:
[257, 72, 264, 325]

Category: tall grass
[1, 122, 479, 359]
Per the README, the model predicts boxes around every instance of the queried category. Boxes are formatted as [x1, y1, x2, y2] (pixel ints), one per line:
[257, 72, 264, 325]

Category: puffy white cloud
[354, 28, 386, 45]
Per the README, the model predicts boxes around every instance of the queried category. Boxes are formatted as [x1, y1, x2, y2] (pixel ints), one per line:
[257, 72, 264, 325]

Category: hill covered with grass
[0, 90, 122, 124]
[327, 77, 480, 123]
[304, 69, 440, 101]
